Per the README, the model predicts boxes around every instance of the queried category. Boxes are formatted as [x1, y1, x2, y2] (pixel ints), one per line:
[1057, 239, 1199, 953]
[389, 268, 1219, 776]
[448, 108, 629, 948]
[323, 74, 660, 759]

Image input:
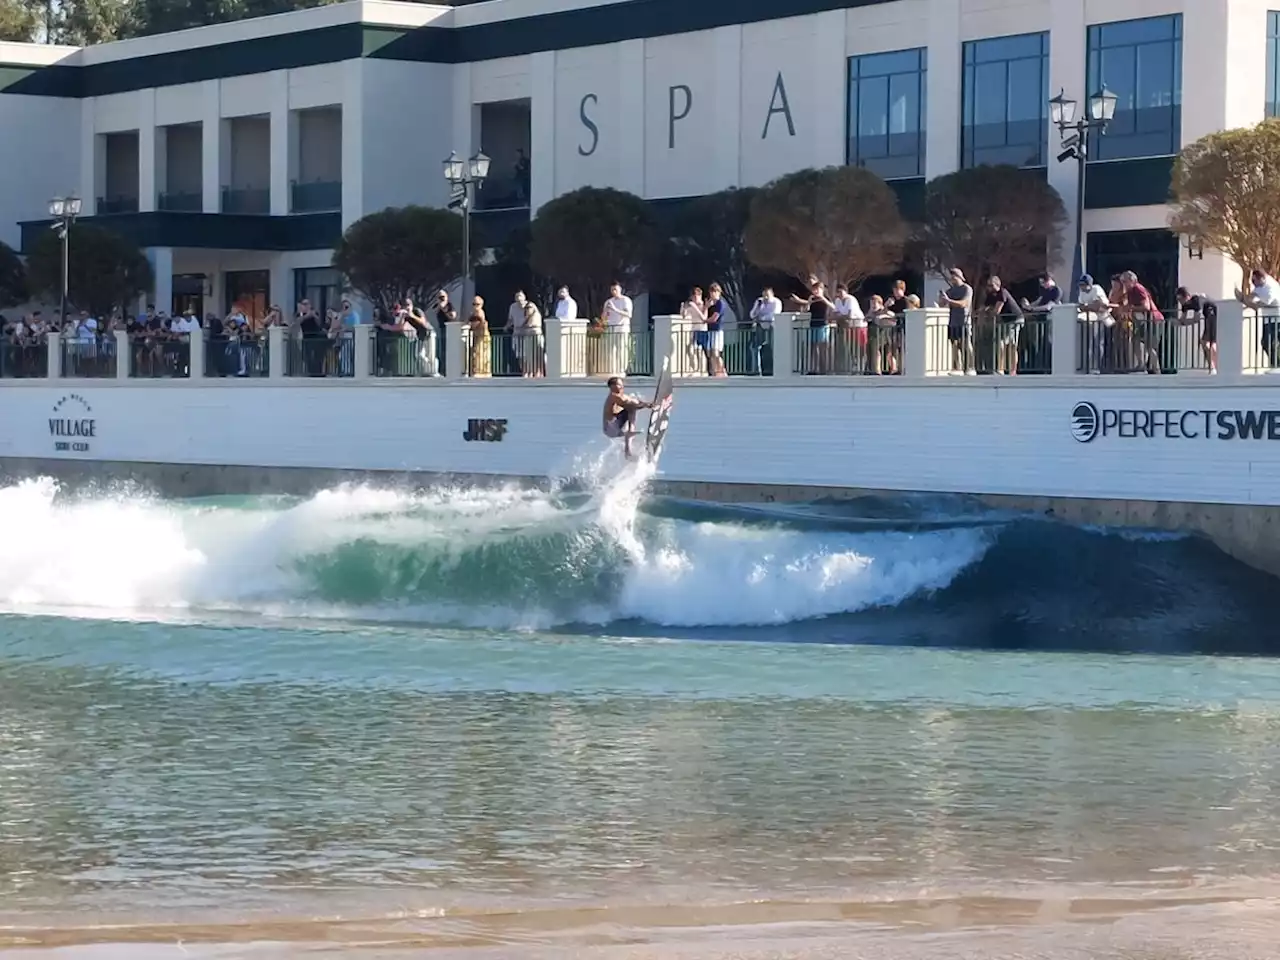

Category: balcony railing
[158, 190, 203, 212]
[61, 338, 117, 378]
[131, 337, 191, 378]
[221, 186, 270, 215]
[290, 180, 342, 214]
[0, 340, 48, 378]
[474, 174, 529, 211]
[287, 333, 355, 377]
[96, 195, 139, 214]
[205, 333, 269, 377]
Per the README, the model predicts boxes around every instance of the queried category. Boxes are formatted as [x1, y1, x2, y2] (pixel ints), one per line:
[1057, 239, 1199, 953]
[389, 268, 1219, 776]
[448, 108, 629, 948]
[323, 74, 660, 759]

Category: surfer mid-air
[602, 376, 652, 459]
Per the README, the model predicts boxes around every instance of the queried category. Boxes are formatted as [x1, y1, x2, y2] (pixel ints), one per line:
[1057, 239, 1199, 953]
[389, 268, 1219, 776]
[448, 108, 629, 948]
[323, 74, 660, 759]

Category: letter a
[762, 72, 796, 139]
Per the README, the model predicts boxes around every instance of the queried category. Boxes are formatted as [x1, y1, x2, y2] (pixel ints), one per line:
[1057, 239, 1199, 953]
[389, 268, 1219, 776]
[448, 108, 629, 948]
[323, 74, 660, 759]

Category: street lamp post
[48, 195, 82, 332]
[442, 151, 491, 308]
[1049, 87, 1117, 288]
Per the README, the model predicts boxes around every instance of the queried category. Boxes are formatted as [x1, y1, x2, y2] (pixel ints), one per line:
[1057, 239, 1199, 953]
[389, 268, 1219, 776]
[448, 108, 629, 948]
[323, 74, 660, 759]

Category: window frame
[846, 47, 928, 180]
[1267, 11, 1280, 118]
[960, 32, 1050, 169]
[1085, 14, 1183, 162]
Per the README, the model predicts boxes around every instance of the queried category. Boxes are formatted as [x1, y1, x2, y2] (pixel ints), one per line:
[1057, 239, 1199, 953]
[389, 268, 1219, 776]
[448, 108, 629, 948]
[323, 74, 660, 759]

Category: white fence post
[189, 329, 204, 378]
[904, 308, 927, 378]
[1050, 303, 1079, 376]
[444, 321, 464, 381]
[115, 330, 130, 379]
[1217, 299, 1245, 379]
[770, 313, 796, 380]
[268, 325, 285, 378]
[353, 325, 372, 379]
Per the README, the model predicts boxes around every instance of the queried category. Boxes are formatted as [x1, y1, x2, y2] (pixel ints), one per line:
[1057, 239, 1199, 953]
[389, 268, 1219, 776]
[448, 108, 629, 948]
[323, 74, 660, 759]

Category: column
[651, 315, 675, 376]
[138, 89, 158, 212]
[444, 320, 464, 380]
[79, 106, 96, 213]
[452, 62, 473, 161]
[354, 323, 373, 378]
[46, 334, 60, 378]
[1049, 303, 1079, 376]
[268, 325, 285, 377]
[529, 51, 556, 214]
[771, 313, 795, 379]
[1216, 299, 1245, 380]
[201, 80, 221, 213]
[1046, 0, 1086, 284]
[189, 327, 205, 378]
[148, 247, 174, 314]
[115, 330, 130, 379]
[268, 71, 290, 216]
[904, 308, 927, 377]
[617, 39, 645, 194]
[269, 256, 292, 314]
[544, 316, 565, 377]
[923, 0, 961, 180]
[711, 26, 742, 190]
[340, 59, 364, 230]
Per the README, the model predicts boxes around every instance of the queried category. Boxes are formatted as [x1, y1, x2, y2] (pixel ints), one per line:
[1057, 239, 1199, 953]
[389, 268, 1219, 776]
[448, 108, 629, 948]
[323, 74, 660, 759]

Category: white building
[0, 0, 1271, 318]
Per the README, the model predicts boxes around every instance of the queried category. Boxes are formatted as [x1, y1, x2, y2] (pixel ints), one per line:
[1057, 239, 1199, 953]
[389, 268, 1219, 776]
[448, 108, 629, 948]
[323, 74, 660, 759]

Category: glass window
[1268, 11, 1280, 118]
[294, 267, 342, 320]
[847, 48, 926, 179]
[961, 32, 1049, 168]
[1086, 15, 1182, 160]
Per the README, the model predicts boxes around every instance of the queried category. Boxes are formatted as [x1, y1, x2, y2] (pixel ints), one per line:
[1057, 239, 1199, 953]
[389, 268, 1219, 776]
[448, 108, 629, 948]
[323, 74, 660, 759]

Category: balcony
[158, 191, 202, 212]
[476, 99, 530, 212]
[221, 187, 270, 215]
[290, 180, 341, 213]
[96, 195, 140, 214]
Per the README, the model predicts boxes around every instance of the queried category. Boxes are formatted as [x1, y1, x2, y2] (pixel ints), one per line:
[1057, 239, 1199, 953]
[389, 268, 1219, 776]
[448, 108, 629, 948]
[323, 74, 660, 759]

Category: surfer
[602, 376, 652, 459]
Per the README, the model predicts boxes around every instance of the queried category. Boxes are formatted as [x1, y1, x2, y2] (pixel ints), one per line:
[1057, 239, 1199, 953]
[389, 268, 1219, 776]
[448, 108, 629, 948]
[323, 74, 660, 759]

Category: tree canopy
[331, 205, 467, 311]
[915, 164, 1067, 294]
[26, 223, 152, 318]
[658, 187, 757, 319]
[529, 186, 655, 317]
[744, 166, 905, 291]
[1170, 118, 1280, 281]
[0, 241, 27, 309]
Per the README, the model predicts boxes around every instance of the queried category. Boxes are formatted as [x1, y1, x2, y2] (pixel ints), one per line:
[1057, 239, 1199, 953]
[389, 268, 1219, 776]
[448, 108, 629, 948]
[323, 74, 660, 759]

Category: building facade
[0, 0, 1271, 318]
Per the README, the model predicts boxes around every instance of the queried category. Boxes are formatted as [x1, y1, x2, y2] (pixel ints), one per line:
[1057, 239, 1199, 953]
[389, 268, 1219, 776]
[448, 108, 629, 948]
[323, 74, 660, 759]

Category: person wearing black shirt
[1176, 286, 1218, 373]
[982, 275, 1024, 375]
[790, 279, 834, 374]
[886, 278, 912, 315]
[297, 298, 324, 376]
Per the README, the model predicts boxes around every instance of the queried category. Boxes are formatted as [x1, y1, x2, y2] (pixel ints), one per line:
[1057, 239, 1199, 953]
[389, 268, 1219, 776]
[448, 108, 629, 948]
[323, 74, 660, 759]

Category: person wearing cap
[1076, 273, 1111, 374]
[938, 267, 974, 375]
[1175, 286, 1218, 374]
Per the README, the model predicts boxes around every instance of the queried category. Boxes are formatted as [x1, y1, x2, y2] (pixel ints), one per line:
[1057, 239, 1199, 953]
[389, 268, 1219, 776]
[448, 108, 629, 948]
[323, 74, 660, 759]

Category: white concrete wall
[3, 381, 1280, 508]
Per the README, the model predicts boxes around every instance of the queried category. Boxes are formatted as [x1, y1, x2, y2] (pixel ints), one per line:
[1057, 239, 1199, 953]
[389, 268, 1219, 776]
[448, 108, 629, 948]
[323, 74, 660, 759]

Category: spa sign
[49, 393, 96, 452]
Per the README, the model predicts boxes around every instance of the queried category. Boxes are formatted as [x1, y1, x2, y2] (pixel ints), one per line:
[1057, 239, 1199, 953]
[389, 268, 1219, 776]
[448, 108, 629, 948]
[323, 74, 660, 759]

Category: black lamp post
[442, 151, 491, 306]
[48, 195, 82, 331]
[1049, 87, 1117, 289]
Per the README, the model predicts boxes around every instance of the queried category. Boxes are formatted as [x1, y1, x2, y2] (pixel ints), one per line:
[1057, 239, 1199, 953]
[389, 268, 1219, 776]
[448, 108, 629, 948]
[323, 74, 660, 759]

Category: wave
[0, 459, 1273, 650]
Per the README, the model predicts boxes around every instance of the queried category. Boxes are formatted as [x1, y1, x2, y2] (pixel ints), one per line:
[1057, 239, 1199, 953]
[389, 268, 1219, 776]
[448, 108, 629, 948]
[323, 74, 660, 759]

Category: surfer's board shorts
[604, 411, 630, 438]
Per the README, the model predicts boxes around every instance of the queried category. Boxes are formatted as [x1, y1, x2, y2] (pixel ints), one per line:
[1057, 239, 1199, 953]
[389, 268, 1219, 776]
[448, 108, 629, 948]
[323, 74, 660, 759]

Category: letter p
[668, 84, 692, 149]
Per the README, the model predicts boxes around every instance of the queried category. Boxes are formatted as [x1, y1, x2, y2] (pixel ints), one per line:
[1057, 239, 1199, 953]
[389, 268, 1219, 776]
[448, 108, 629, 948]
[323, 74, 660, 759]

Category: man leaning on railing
[1235, 267, 1280, 370]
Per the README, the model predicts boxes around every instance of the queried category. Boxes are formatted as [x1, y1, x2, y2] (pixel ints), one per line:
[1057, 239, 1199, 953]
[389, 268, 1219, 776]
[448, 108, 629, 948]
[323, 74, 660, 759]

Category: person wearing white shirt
[680, 286, 707, 375]
[1238, 268, 1280, 369]
[601, 282, 633, 377]
[554, 286, 578, 322]
[832, 283, 864, 373]
[747, 287, 782, 376]
[1076, 273, 1111, 374]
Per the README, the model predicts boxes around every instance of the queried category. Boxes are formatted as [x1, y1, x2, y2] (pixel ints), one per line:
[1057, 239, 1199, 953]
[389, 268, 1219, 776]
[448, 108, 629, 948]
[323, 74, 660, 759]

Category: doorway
[1086, 229, 1179, 310]
[225, 269, 270, 322]
[173, 273, 205, 319]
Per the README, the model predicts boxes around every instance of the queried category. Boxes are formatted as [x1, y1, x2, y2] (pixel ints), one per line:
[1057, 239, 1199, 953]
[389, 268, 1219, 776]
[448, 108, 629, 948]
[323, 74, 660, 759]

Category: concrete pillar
[201, 80, 221, 213]
[1050, 303, 1079, 376]
[924, 0, 961, 179]
[904, 308, 927, 377]
[148, 247, 174, 314]
[444, 320, 464, 380]
[529, 51, 556, 214]
[544, 317, 565, 377]
[189, 327, 205, 378]
[79, 107, 96, 213]
[1217, 299, 1245, 380]
[340, 59, 363, 230]
[711, 26, 742, 190]
[114, 330, 129, 379]
[268, 71, 290, 216]
[1046, 0, 1086, 284]
[268, 324, 285, 377]
[452, 62, 473, 164]
[651, 315, 675, 376]
[46, 334, 60, 378]
[772, 312, 796, 379]
[138, 89, 158, 212]
[354, 323, 372, 378]
[269, 257, 291, 314]
[811, 10, 845, 169]
[617, 39, 645, 193]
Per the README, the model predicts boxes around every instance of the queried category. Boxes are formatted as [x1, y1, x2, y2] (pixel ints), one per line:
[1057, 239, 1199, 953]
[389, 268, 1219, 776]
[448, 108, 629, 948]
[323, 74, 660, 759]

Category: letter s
[579, 94, 599, 157]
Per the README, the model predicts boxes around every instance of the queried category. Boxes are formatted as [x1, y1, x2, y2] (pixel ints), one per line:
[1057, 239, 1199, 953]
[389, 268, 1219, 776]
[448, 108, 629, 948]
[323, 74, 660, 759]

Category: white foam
[0, 472, 991, 630]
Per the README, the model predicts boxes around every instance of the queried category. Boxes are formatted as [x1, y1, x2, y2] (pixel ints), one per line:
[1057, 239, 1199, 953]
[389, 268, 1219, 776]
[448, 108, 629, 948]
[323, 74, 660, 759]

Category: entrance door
[172, 273, 205, 319]
[225, 270, 270, 323]
[1086, 229, 1179, 310]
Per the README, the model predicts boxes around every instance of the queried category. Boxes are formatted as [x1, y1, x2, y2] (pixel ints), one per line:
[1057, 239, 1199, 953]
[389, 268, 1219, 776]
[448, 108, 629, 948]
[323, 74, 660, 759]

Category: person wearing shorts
[601, 376, 652, 459]
[705, 283, 727, 376]
[791, 279, 834, 374]
[938, 268, 974, 375]
[1176, 286, 1218, 374]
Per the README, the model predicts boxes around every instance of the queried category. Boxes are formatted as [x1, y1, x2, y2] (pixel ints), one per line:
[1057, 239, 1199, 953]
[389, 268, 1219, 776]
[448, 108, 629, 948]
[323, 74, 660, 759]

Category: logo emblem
[1071, 401, 1099, 443]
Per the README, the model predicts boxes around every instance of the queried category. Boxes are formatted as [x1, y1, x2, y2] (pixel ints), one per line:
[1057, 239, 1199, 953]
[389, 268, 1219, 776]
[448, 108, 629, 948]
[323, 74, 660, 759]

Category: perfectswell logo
[49, 393, 96, 452]
[1070, 401, 1100, 443]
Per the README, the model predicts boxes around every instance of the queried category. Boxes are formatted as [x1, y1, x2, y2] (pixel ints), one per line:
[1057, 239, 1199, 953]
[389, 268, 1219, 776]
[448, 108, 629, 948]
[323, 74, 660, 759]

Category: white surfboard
[644, 357, 674, 463]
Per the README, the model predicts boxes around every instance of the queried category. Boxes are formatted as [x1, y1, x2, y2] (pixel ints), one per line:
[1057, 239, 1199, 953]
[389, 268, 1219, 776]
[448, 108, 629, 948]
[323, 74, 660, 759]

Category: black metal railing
[60, 338, 117, 378]
[130, 337, 191, 378]
[290, 180, 342, 213]
[286, 333, 355, 377]
[374, 331, 439, 377]
[972, 315, 1052, 375]
[205, 333, 269, 377]
[1243, 308, 1280, 374]
[158, 190, 203, 212]
[0, 340, 48, 378]
[1076, 313, 1208, 375]
[96, 195, 139, 214]
[221, 186, 270, 214]
[792, 323, 904, 376]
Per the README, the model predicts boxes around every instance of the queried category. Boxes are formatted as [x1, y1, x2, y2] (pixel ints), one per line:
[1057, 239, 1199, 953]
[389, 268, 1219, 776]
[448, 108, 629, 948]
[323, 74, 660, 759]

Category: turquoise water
[0, 470, 1278, 956]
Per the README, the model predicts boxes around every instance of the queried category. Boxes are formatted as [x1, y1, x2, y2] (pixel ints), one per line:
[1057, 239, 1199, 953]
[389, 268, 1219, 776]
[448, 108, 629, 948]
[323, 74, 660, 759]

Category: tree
[529, 186, 655, 317]
[914, 165, 1067, 297]
[26, 224, 152, 318]
[56, 0, 135, 44]
[659, 187, 757, 319]
[0, 241, 27, 309]
[332, 205, 466, 311]
[745, 166, 905, 292]
[1170, 119, 1280, 281]
[0, 0, 39, 41]
[128, 0, 339, 37]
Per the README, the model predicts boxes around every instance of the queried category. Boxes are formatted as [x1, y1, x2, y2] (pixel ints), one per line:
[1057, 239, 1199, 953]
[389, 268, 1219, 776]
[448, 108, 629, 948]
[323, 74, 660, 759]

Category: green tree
[332, 205, 467, 311]
[529, 186, 655, 318]
[914, 165, 1067, 296]
[658, 187, 758, 319]
[745, 166, 905, 291]
[128, 0, 340, 36]
[1170, 118, 1280, 281]
[26, 224, 152, 318]
[0, 0, 39, 41]
[0, 240, 27, 309]
[56, 0, 134, 44]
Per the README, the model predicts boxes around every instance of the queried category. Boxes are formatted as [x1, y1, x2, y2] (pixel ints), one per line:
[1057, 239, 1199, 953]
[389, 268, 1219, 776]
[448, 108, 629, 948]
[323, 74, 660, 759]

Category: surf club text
[49, 416, 94, 451]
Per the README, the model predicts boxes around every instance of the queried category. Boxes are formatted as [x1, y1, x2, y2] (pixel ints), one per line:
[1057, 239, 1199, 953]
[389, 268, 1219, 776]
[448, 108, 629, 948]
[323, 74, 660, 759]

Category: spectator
[1021, 274, 1062, 313]
[938, 268, 975, 376]
[554, 286, 578, 322]
[831, 282, 865, 374]
[1076, 273, 1111, 374]
[680, 286, 707, 376]
[1175, 286, 1217, 374]
[376, 303, 410, 375]
[704, 283, 728, 377]
[340, 298, 360, 327]
[866, 294, 898, 375]
[1236, 267, 1280, 369]
[601, 281, 633, 377]
[982, 275, 1023, 376]
[296, 298, 325, 376]
[467, 295, 491, 377]
[508, 291, 543, 378]
[402, 296, 436, 376]
[747, 286, 781, 376]
[1118, 270, 1165, 374]
[886, 279, 912, 316]
[791, 279, 834, 374]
